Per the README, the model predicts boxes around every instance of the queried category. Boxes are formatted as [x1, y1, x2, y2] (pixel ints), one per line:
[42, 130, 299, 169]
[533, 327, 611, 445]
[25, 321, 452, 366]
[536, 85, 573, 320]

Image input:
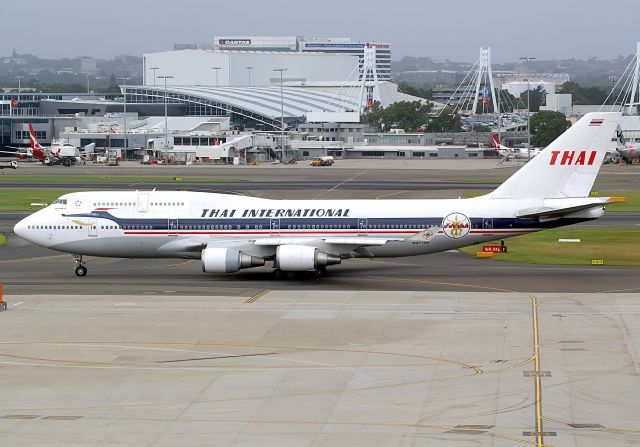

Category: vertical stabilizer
[489, 112, 620, 199]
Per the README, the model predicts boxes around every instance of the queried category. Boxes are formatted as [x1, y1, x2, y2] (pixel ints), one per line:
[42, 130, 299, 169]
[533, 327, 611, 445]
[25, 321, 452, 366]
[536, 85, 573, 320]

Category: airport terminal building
[143, 35, 391, 87]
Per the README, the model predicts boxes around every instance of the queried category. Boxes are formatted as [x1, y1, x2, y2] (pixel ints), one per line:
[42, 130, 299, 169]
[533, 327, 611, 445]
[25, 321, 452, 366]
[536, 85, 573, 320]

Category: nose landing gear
[73, 254, 87, 277]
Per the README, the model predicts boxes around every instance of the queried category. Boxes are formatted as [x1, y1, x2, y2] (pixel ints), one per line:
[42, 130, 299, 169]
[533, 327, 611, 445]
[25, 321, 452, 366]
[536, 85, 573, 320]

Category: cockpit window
[52, 199, 68, 205]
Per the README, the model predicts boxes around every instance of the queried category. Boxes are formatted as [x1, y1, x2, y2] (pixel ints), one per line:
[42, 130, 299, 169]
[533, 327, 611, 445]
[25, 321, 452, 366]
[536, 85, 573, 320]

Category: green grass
[0, 175, 235, 184]
[461, 190, 640, 212]
[460, 228, 640, 266]
[0, 188, 78, 211]
[0, 233, 5, 247]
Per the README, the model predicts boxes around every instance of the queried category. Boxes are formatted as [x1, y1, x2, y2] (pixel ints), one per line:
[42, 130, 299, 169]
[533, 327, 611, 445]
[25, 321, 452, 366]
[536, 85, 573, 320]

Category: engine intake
[276, 245, 341, 271]
[202, 247, 265, 273]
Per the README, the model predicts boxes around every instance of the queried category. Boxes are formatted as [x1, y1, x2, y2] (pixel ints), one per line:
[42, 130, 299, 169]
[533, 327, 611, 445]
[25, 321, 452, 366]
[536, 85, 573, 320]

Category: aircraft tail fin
[491, 133, 500, 150]
[28, 123, 44, 151]
[488, 112, 621, 199]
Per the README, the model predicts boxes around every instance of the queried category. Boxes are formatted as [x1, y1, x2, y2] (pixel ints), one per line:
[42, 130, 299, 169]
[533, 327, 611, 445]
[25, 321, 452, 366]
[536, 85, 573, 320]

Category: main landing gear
[272, 267, 328, 279]
[73, 254, 87, 277]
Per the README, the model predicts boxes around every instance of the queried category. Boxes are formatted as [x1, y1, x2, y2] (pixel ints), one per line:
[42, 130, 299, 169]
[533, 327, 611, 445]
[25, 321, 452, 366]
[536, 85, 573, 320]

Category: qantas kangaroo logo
[549, 151, 597, 166]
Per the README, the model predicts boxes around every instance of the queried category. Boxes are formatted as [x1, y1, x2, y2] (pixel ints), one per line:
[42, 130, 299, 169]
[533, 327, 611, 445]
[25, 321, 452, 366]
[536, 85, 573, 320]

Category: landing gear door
[138, 193, 149, 213]
[168, 218, 179, 236]
[358, 218, 367, 236]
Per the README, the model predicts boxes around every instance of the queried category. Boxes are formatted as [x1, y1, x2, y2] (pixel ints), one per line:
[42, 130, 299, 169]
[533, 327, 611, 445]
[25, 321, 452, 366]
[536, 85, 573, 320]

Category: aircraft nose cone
[13, 217, 28, 240]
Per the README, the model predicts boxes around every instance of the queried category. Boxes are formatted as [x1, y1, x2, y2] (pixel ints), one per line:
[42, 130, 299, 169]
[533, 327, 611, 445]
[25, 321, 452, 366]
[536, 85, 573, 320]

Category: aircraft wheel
[75, 265, 87, 277]
[272, 269, 283, 279]
[285, 271, 296, 280]
[313, 268, 328, 278]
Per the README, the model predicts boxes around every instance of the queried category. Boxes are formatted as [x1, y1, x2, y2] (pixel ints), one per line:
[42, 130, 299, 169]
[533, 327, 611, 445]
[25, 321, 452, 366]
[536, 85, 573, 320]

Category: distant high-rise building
[299, 38, 391, 81]
[80, 58, 98, 74]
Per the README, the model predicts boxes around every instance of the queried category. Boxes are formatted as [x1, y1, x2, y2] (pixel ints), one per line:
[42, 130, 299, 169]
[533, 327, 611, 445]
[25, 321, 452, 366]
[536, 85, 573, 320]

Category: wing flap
[254, 237, 400, 247]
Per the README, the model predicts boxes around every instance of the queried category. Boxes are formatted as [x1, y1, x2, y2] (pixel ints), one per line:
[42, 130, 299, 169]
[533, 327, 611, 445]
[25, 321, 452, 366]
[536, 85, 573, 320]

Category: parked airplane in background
[0, 123, 79, 166]
[617, 143, 640, 164]
[492, 133, 540, 161]
[14, 113, 621, 278]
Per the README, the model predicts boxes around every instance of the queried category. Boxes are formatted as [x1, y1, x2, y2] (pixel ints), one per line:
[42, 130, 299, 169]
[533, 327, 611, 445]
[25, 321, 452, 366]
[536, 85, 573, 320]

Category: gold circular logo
[442, 213, 471, 239]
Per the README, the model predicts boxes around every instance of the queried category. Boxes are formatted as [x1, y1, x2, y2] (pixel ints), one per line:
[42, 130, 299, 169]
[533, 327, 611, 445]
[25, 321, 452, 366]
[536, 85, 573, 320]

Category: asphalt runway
[2, 161, 639, 446]
[2, 159, 639, 192]
[0, 180, 500, 191]
[2, 228, 639, 295]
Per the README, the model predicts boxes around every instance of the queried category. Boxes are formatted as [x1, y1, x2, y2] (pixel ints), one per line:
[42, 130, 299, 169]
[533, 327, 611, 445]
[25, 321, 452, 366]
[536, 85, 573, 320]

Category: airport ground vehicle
[0, 160, 18, 169]
[310, 156, 335, 166]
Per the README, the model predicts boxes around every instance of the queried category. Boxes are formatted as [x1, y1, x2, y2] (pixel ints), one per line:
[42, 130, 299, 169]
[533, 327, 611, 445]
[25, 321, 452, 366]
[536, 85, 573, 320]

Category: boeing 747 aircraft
[14, 112, 621, 278]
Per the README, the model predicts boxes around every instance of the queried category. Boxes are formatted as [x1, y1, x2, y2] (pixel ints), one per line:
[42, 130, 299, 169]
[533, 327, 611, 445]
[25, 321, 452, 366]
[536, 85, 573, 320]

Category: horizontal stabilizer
[516, 201, 607, 218]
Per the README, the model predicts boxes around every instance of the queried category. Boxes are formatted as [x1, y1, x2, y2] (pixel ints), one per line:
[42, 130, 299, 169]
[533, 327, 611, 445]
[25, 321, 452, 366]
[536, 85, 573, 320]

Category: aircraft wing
[254, 237, 398, 247]
[157, 235, 411, 258]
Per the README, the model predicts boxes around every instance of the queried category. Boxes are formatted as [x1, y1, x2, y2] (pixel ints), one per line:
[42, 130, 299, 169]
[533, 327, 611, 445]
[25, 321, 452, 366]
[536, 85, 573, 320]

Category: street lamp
[158, 75, 174, 153]
[246, 66, 253, 86]
[149, 66, 159, 86]
[15, 75, 23, 116]
[273, 68, 287, 160]
[519, 56, 536, 159]
[211, 67, 221, 87]
[117, 76, 130, 157]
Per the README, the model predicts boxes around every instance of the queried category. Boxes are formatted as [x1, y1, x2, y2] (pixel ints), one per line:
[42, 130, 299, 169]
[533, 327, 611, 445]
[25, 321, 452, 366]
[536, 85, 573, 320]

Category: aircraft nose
[13, 217, 28, 240]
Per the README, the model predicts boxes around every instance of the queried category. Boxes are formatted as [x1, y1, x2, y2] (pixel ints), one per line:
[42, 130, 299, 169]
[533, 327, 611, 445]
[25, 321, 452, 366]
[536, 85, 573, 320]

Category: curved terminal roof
[124, 85, 361, 127]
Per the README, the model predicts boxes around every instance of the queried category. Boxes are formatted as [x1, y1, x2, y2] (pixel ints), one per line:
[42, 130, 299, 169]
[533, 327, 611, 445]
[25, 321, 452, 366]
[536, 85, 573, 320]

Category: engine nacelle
[276, 245, 341, 271]
[201, 247, 265, 273]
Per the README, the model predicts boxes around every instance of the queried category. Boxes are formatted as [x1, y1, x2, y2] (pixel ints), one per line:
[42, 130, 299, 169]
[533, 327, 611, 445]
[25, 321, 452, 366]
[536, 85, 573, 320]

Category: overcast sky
[2, 0, 638, 62]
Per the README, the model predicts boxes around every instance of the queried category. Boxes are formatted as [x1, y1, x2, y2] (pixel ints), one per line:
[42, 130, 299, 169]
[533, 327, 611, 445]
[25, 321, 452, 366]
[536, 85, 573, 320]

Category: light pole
[15, 76, 23, 116]
[246, 66, 253, 86]
[211, 67, 221, 87]
[519, 56, 536, 159]
[273, 68, 287, 160]
[149, 67, 159, 86]
[158, 75, 174, 153]
[117, 76, 130, 158]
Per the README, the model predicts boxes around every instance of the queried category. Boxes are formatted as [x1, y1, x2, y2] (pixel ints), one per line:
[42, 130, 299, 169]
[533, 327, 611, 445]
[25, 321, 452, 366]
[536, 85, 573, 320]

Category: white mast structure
[357, 45, 379, 115]
[472, 47, 498, 116]
[439, 47, 499, 118]
[627, 42, 640, 116]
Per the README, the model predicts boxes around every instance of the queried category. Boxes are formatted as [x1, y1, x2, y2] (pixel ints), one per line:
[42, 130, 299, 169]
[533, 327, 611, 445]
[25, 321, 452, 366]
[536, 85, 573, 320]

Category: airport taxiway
[1, 290, 640, 446]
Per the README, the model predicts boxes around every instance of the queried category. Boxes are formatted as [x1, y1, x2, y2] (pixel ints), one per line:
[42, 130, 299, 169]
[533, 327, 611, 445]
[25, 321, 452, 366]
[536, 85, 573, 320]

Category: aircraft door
[358, 218, 367, 236]
[168, 218, 179, 236]
[482, 218, 493, 230]
[138, 193, 149, 213]
[270, 218, 280, 235]
[88, 219, 98, 237]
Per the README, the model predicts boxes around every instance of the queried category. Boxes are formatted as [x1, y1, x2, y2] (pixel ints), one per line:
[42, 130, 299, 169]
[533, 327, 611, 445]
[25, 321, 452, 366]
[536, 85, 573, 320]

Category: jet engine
[276, 245, 341, 271]
[201, 247, 265, 273]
